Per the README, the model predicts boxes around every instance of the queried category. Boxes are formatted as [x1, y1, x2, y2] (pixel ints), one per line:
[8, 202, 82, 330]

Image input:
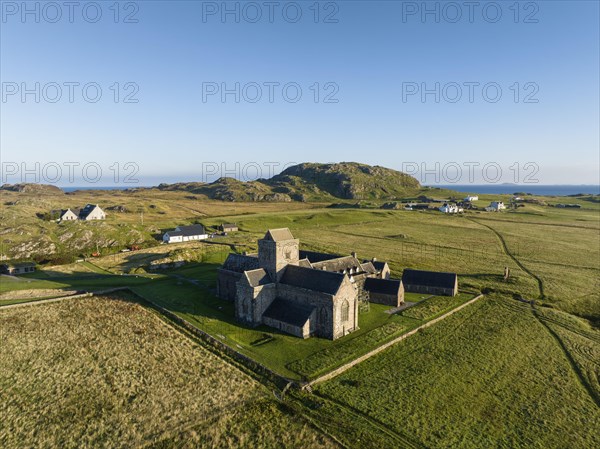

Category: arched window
[341, 300, 350, 322]
[319, 307, 327, 324]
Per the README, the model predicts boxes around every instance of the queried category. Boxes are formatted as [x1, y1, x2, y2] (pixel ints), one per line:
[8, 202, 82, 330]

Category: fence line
[0, 287, 129, 310]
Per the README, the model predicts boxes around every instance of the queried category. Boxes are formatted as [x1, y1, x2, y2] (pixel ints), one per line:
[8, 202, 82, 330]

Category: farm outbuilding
[364, 278, 404, 307]
[219, 223, 239, 232]
[401, 269, 458, 296]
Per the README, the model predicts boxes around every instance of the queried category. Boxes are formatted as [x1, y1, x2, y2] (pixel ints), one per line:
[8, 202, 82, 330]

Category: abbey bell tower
[258, 228, 299, 282]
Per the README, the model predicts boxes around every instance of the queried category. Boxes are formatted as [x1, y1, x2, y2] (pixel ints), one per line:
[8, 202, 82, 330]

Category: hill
[1, 183, 64, 194]
[156, 162, 421, 202]
[268, 162, 421, 200]
[158, 177, 288, 202]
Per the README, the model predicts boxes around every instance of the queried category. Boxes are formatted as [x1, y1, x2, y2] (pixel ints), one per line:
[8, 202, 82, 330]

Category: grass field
[315, 296, 600, 449]
[0, 294, 339, 448]
[131, 274, 475, 380]
[0, 192, 598, 448]
[4, 249, 451, 381]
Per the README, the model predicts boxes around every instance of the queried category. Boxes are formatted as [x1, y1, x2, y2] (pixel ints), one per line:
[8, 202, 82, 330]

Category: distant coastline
[429, 185, 600, 196]
[58, 184, 600, 197]
[61, 186, 150, 193]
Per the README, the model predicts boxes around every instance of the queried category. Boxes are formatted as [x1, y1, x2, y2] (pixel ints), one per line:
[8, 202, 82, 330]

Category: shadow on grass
[5, 270, 157, 293]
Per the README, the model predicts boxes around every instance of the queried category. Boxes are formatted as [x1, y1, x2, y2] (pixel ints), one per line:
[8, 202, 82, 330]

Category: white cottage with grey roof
[163, 224, 208, 243]
[78, 204, 106, 220]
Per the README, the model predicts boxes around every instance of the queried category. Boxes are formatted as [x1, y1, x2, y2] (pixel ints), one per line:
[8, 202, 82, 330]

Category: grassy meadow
[131, 272, 476, 380]
[0, 294, 339, 449]
[315, 296, 600, 449]
[0, 188, 598, 448]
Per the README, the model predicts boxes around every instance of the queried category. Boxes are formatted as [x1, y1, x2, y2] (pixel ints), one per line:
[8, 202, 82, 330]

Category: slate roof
[360, 262, 377, 274]
[221, 253, 259, 273]
[1, 261, 36, 269]
[364, 278, 402, 295]
[298, 258, 313, 268]
[52, 208, 78, 217]
[244, 268, 273, 287]
[264, 228, 295, 241]
[279, 265, 346, 295]
[175, 224, 206, 236]
[312, 256, 363, 273]
[299, 250, 341, 263]
[262, 297, 315, 327]
[78, 204, 98, 219]
[372, 261, 388, 272]
[402, 269, 457, 289]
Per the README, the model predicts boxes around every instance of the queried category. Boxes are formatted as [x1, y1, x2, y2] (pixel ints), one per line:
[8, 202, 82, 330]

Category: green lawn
[315, 296, 600, 449]
[1, 198, 598, 447]
[3, 202, 596, 382]
[401, 292, 474, 320]
[131, 271, 477, 380]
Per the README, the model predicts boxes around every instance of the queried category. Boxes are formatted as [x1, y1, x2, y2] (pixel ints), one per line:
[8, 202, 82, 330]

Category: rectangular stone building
[401, 269, 458, 296]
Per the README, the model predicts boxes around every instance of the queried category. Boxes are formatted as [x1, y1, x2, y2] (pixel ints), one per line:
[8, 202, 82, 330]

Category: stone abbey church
[217, 228, 404, 339]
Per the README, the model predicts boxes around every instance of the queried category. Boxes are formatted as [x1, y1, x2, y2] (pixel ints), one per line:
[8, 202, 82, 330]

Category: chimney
[372, 257, 377, 262]
[351, 251, 357, 259]
[322, 265, 327, 271]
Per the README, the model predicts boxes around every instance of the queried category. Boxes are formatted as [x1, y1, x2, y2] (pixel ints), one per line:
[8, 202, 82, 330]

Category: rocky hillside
[1, 183, 64, 194]
[157, 177, 290, 202]
[268, 162, 420, 200]
[157, 162, 421, 201]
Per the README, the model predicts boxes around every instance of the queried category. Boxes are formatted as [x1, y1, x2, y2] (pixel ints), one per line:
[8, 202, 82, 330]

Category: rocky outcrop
[153, 162, 421, 202]
[1, 183, 63, 194]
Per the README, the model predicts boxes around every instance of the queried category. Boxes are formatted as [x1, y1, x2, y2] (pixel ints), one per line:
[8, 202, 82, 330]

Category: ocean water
[60, 184, 600, 196]
[61, 186, 150, 193]
[430, 185, 600, 196]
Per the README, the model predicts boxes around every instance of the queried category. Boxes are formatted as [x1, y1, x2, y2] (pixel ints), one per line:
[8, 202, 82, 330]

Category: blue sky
[1, 0, 599, 186]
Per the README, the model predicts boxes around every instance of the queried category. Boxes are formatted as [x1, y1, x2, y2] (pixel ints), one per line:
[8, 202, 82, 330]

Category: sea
[61, 186, 150, 193]
[430, 185, 599, 196]
[59, 184, 600, 196]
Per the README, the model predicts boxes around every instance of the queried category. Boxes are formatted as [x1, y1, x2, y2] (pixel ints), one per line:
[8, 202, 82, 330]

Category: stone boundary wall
[0, 286, 292, 388]
[304, 294, 484, 388]
[131, 292, 293, 389]
[0, 287, 134, 310]
[0, 292, 93, 310]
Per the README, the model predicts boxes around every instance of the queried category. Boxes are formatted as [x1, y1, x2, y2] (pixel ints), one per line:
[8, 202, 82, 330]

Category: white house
[464, 195, 479, 202]
[163, 224, 208, 243]
[59, 208, 79, 221]
[54, 204, 105, 221]
[78, 204, 106, 220]
[439, 203, 463, 214]
[486, 201, 506, 212]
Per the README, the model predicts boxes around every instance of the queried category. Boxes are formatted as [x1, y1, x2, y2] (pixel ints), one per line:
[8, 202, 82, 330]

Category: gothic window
[341, 300, 350, 322]
[319, 307, 327, 324]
